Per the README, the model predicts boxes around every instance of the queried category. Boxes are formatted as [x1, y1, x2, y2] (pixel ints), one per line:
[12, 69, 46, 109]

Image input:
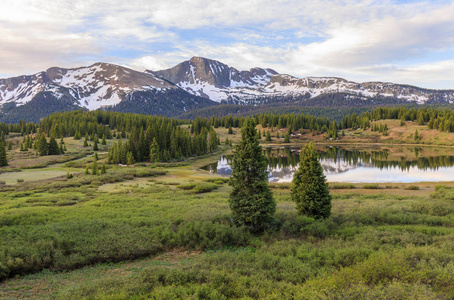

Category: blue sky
[1, 0, 454, 88]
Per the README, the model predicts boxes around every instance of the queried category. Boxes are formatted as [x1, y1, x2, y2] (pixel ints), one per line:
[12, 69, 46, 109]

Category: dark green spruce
[291, 142, 331, 219]
[229, 119, 276, 233]
[0, 141, 7, 167]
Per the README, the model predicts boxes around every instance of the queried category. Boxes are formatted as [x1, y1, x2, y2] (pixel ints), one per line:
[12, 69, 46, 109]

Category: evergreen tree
[83, 133, 89, 147]
[93, 138, 99, 151]
[48, 137, 60, 155]
[101, 163, 107, 174]
[127, 151, 135, 165]
[101, 134, 107, 145]
[149, 138, 160, 163]
[0, 141, 7, 167]
[85, 165, 90, 175]
[283, 133, 290, 143]
[228, 119, 275, 233]
[36, 134, 48, 156]
[265, 131, 272, 142]
[92, 158, 99, 175]
[291, 142, 331, 219]
[228, 126, 233, 134]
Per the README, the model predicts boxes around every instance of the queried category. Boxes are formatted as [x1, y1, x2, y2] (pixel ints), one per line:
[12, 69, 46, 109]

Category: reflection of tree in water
[203, 147, 454, 175]
[265, 147, 454, 172]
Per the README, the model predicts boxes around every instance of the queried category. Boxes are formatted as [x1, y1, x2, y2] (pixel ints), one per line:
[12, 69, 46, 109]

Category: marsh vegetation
[1, 108, 454, 299]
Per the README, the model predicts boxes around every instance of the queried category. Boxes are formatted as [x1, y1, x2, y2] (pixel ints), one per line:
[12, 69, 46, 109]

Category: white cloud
[1, 0, 454, 89]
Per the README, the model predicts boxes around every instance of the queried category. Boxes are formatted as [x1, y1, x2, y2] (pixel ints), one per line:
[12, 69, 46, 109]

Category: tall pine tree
[36, 134, 48, 156]
[0, 141, 7, 166]
[291, 142, 331, 219]
[48, 137, 60, 155]
[229, 119, 275, 233]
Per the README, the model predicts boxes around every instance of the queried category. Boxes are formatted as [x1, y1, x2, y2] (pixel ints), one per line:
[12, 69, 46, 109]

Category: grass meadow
[0, 130, 454, 299]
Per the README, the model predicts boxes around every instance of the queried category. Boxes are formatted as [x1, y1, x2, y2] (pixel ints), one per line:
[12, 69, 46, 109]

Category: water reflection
[203, 146, 454, 183]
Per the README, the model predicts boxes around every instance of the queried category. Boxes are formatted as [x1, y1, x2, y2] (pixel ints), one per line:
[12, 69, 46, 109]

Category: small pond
[202, 146, 454, 183]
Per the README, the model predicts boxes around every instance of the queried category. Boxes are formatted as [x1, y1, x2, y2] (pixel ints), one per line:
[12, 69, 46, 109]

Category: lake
[202, 145, 454, 183]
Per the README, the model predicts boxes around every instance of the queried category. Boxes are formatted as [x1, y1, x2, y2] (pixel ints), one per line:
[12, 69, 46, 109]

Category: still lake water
[202, 146, 454, 183]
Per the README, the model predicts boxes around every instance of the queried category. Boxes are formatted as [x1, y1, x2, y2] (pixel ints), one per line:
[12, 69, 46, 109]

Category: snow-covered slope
[2, 56, 454, 122]
[0, 63, 176, 111]
[152, 57, 454, 104]
[0, 62, 217, 122]
[150, 57, 278, 102]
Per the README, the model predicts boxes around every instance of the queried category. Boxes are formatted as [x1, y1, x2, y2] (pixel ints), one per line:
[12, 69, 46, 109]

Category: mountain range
[1, 57, 454, 122]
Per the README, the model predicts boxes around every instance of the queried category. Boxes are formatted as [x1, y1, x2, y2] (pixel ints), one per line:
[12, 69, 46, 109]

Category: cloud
[1, 0, 454, 89]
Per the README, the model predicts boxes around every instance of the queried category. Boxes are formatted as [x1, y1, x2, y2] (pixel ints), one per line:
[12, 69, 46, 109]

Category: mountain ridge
[152, 57, 454, 105]
[0, 62, 216, 122]
[1, 56, 454, 122]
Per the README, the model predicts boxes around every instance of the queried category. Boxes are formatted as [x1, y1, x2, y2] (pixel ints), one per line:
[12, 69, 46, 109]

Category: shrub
[331, 184, 356, 189]
[405, 185, 420, 190]
[363, 184, 381, 189]
[16, 178, 24, 183]
[178, 184, 196, 190]
[204, 178, 229, 184]
[193, 183, 219, 194]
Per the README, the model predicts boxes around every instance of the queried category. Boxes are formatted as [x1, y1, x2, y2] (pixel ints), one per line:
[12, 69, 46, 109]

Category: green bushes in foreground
[57, 241, 454, 299]
[1, 161, 454, 300]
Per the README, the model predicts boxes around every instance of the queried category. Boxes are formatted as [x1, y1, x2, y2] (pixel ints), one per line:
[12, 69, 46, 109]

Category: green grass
[1, 137, 454, 299]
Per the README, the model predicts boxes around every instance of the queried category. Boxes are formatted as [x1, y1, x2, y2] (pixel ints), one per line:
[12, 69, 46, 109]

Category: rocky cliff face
[150, 56, 277, 101]
[0, 62, 215, 122]
[2, 56, 454, 122]
[152, 57, 454, 105]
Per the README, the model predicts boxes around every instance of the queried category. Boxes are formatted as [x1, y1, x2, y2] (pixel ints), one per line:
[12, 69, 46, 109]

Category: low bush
[331, 184, 356, 189]
[204, 178, 229, 184]
[178, 184, 196, 190]
[405, 185, 420, 190]
[362, 184, 381, 189]
[192, 183, 219, 194]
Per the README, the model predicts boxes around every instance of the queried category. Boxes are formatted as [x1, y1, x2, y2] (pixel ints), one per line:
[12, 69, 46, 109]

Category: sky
[1, 0, 454, 89]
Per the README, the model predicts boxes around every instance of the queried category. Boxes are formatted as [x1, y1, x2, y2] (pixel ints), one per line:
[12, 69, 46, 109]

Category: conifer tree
[127, 151, 135, 165]
[284, 133, 290, 143]
[85, 165, 90, 175]
[265, 131, 272, 142]
[291, 142, 331, 219]
[414, 129, 420, 141]
[48, 137, 60, 155]
[101, 134, 107, 145]
[36, 134, 48, 156]
[149, 138, 160, 163]
[0, 141, 7, 167]
[93, 138, 98, 151]
[83, 133, 89, 147]
[92, 158, 99, 175]
[101, 163, 107, 174]
[229, 119, 275, 232]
